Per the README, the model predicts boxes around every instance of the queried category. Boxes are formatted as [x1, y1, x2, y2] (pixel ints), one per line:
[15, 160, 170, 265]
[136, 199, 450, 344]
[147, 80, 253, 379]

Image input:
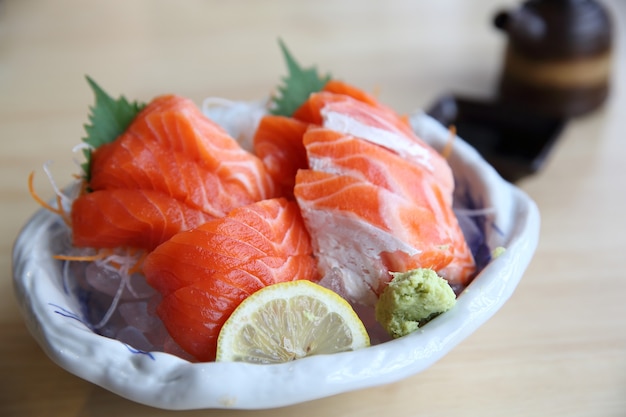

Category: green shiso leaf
[270, 39, 331, 117]
[81, 76, 145, 179]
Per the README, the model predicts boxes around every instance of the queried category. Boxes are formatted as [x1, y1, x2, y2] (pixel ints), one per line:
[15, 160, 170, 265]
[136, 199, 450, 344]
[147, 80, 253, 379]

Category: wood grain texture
[1, 1, 625, 416]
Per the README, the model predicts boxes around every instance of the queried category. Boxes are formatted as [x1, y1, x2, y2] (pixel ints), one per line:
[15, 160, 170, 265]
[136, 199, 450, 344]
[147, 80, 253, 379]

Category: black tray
[427, 95, 566, 182]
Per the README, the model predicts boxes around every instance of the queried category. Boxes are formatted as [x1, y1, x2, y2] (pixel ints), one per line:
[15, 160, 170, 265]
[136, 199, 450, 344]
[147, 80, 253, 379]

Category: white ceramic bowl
[12, 111, 540, 410]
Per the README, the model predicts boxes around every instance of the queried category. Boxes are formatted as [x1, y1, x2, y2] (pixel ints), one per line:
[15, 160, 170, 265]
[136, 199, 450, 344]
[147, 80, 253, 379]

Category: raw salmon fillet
[90, 95, 276, 208]
[71, 189, 213, 251]
[252, 115, 309, 199]
[293, 108, 475, 306]
[295, 169, 464, 306]
[143, 198, 318, 362]
[72, 94, 277, 250]
[89, 133, 262, 217]
[293, 80, 396, 124]
[303, 127, 456, 218]
[321, 79, 383, 108]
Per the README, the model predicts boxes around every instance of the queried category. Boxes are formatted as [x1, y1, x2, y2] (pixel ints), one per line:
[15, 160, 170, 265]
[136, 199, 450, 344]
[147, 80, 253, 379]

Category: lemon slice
[216, 280, 370, 364]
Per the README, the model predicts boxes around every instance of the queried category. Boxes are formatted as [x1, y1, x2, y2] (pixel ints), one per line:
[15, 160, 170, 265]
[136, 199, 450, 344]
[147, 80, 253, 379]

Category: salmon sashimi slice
[293, 91, 454, 195]
[71, 189, 213, 251]
[118, 94, 276, 201]
[303, 127, 454, 208]
[321, 79, 382, 108]
[155, 278, 251, 363]
[89, 132, 262, 217]
[294, 169, 469, 306]
[293, 91, 393, 127]
[292, 80, 396, 125]
[320, 96, 454, 192]
[72, 94, 280, 251]
[142, 198, 318, 361]
[252, 115, 309, 199]
[295, 122, 476, 303]
[144, 199, 314, 295]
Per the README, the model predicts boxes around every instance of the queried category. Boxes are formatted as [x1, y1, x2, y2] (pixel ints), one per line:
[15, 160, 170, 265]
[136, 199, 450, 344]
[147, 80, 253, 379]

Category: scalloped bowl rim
[12, 111, 540, 410]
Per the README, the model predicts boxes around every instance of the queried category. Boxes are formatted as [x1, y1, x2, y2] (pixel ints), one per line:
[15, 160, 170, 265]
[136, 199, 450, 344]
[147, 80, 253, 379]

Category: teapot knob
[493, 11, 510, 31]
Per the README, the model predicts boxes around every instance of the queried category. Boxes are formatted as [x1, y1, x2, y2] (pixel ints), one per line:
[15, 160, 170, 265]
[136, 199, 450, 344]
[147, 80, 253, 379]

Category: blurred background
[1, 1, 625, 416]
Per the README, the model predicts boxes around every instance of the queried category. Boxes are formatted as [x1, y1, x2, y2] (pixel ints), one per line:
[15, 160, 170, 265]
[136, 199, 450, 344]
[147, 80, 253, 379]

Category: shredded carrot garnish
[53, 254, 106, 262]
[53, 247, 147, 274]
[28, 171, 71, 226]
[128, 251, 148, 275]
[441, 125, 456, 160]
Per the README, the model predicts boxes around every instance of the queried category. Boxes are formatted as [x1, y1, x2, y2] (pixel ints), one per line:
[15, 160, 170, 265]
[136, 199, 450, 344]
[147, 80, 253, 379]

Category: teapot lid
[494, 0, 613, 59]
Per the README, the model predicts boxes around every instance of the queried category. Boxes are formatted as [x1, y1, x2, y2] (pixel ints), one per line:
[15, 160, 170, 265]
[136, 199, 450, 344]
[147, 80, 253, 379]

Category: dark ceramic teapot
[494, 0, 613, 117]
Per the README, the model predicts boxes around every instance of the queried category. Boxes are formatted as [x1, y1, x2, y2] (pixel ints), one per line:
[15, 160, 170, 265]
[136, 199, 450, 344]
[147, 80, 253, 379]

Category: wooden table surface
[2, 1, 625, 416]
